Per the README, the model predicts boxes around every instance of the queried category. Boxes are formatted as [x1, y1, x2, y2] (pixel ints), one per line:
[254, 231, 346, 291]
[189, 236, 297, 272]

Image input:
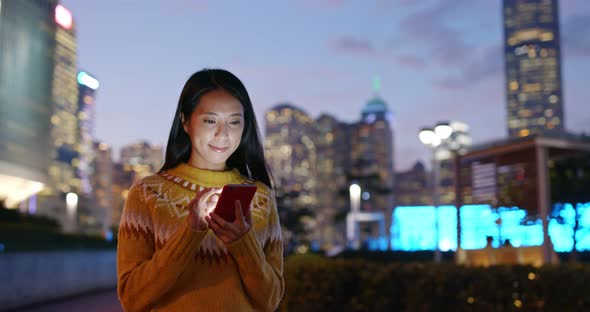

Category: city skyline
[60, 0, 590, 170]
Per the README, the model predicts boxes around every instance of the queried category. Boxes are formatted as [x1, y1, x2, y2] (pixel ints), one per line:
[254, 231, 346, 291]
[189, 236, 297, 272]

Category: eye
[229, 120, 241, 126]
[203, 119, 215, 124]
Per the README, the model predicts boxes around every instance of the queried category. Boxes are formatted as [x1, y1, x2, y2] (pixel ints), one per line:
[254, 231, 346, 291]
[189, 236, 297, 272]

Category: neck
[186, 155, 226, 171]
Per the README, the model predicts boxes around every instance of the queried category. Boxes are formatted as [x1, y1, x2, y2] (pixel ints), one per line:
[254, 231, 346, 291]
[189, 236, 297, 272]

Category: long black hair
[159, 69, 273, 189]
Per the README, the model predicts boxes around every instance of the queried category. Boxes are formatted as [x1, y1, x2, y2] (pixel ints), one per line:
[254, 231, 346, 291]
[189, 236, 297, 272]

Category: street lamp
[349, 184, 361, 213]
[65, 192, 78, 233]
[348, 183, 361, 249]
[419, 121, 471, 263]
[419, 122, 455, 263]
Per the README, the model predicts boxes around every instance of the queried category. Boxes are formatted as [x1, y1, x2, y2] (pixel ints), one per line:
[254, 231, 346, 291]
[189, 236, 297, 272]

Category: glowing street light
[349, 184, 361, 213]
[434, 122, 453, 140]
[65, 192, 78, 232]
[419, 121, 471, 263]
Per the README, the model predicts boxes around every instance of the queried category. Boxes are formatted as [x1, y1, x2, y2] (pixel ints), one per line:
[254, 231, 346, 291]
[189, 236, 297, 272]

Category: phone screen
[213, 184, 257, 222]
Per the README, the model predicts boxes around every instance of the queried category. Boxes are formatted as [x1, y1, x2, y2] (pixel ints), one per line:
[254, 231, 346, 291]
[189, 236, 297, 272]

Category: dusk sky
[61, 0, 590, 171]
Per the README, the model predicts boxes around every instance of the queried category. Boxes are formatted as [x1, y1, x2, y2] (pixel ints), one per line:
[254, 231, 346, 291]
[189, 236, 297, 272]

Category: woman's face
[183, 89, 245, 171]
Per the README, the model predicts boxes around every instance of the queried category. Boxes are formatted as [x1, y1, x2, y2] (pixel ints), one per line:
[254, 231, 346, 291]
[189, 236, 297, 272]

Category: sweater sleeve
[226, 189, 285, 312]
[117, 180, 208, 312]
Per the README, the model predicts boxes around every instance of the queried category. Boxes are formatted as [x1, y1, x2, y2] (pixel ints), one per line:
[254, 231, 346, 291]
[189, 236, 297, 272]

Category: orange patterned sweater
[117, 163, 284, 311]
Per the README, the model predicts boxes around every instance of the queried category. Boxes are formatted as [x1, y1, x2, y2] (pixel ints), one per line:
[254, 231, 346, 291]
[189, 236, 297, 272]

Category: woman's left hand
[206, 200, 251, 245]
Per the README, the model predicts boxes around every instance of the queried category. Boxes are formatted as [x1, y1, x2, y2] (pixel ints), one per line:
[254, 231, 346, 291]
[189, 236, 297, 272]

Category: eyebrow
[202, 112, 243, 117]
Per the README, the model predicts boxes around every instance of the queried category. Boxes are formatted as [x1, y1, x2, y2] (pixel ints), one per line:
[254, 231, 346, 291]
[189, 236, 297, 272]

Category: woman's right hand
[186, 187, 221, 231]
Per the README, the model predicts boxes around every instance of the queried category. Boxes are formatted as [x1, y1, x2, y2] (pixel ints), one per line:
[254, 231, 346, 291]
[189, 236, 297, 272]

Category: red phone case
[213, 184, 257, 222]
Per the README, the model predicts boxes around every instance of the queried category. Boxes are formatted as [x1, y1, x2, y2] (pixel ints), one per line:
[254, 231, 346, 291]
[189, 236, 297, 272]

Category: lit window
[540, 49, 548, 58]
[528, 48, 536, 58]
[540, 32, 554, 41]
[519, 129, 530, 137]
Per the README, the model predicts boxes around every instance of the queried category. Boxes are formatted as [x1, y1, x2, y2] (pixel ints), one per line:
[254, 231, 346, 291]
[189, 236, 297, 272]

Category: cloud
[330, 36, 427, 69]
[376, 0, 428, 9]
[563, 14, 590, 58]
[434, 44, 503, 90]
[394, 0, 475, 66]
[331, 36, 376, 55]
[392, 54, 428, 68]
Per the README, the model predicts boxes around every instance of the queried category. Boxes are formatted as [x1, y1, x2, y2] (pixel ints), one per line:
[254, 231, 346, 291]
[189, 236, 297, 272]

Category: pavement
[17, 289, 123, 312]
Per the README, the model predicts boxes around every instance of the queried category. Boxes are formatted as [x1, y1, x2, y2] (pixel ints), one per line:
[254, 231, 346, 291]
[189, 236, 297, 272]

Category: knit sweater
[117, 163, 284, 312]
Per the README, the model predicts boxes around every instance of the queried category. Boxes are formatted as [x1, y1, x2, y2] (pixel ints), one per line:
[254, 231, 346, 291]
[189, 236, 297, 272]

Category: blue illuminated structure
[389, 203, 590, 252]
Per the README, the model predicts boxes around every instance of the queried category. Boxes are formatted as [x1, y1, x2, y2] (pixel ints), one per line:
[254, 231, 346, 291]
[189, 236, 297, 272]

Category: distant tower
[314, 114, 351, 249]
[48, 4, 81, 194]
[503, 0, 564, 137]
[120, 141, 164, 182]
[92, 142, 114, 234]
[264, 104, 317, 248]
[77, 71, 99, 195]
[349, 77, 395, 247]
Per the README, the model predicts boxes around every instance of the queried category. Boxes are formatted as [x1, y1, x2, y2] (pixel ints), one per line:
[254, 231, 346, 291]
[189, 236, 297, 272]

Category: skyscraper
[91, 142, 114, 234]
[349, 92, 395, 244]
[265, 104, 317, 207]
[0, 0, 57, 208]
[503, 0, 564, 137]
[77, 71, 99, 195]
[265, 104, 318, 248]
[314, 114, 351, 249]
[48, 4, 80, 194]
[120, 141, 164, 182]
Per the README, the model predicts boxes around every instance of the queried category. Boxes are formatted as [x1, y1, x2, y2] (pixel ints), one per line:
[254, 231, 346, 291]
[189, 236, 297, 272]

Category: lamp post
[419, 124, 451, 263]
[65, 192, 78, 233]
[419, 121, 471, 263]
[348, 183, 361, 249]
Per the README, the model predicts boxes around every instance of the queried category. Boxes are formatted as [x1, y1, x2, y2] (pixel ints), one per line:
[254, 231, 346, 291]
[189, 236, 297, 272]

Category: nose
[215, 122, 229, 139]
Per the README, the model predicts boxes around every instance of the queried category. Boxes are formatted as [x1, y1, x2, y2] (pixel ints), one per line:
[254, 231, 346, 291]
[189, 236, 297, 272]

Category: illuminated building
[111, 163, 134, 231]
[392, 133, 590, 257]
[394, 161, 430, 206]
[77, 71, 99, 194]
[265, 104, 317, 205]
[264, 104, 317, 246]
[0, 0, 57, 208]
[46, 4, 80, 195]
[90, 142, 114, 234]
[455, 132, 590, 262]
[314, 114, 351, 249]
[349, 91, 394, 246]
[109, 141, 162, 231]
[503, 0, 564, 137]
[120, 141, 164, 182]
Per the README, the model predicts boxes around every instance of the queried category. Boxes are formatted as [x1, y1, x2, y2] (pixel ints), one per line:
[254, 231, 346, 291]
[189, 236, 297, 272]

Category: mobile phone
[213, 184, 257, 222]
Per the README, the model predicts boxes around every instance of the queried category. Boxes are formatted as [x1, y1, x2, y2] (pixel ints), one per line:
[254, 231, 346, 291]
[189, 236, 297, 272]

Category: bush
[0, 222, 117, 252]
[279, 254, 590, 311]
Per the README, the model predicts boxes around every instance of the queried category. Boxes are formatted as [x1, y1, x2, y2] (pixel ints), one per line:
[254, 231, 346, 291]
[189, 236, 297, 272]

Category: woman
[117, 69, 284, 311]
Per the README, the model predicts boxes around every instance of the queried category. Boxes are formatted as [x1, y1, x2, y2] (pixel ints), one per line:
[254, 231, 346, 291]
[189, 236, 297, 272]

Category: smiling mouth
[209, 145, 229, 153]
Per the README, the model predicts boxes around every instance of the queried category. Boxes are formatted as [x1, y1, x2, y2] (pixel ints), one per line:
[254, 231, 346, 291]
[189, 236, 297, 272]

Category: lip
[209, 144, 229, 153]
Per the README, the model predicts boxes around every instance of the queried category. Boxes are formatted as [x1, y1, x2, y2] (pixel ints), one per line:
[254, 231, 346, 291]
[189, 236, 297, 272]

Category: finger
[205, 215, 221, 232]
[199, 188, 222, 207]
[245, 204, 252, 226]
[202, 187, 221, 200]
[234, 200, 245, 225]
[209, 193, 220, 204]
[206, 215, 236, 242]
[210, 212, 241, 236]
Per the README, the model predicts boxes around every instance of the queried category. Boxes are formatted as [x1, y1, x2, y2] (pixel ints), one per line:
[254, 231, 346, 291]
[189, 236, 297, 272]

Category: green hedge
[280, 254, 590, 311]
[0, 222, 117, 252]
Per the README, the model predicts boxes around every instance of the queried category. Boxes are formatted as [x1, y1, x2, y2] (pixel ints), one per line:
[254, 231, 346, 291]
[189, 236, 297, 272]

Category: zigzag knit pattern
[117, 163, 284, 312]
